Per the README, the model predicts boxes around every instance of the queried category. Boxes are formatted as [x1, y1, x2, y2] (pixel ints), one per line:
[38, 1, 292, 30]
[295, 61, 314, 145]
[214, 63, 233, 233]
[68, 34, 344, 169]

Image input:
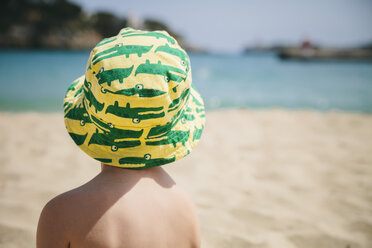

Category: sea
[0, 50, 372, 112]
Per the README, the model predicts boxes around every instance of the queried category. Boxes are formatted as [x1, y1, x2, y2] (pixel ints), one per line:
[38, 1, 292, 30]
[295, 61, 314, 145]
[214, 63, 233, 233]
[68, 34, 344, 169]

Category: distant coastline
[243, 40, 372, 61]
[1, 0, 205, 52]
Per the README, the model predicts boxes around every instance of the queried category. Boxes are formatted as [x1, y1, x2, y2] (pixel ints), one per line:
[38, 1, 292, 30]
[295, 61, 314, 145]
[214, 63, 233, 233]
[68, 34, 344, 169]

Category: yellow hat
[63, 28, 205, 168]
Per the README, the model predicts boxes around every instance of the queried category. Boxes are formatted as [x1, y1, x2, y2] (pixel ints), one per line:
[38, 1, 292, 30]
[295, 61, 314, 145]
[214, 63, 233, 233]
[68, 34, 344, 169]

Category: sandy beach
[0, 109, 372, 248]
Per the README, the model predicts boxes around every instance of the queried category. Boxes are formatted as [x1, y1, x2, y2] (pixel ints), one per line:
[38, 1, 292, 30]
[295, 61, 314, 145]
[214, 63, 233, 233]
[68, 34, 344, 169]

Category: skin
[36, 165, 201, 248]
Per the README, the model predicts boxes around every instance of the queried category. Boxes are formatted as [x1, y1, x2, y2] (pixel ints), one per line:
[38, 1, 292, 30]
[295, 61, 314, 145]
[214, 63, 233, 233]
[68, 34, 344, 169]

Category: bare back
[37, 166, 200, 248]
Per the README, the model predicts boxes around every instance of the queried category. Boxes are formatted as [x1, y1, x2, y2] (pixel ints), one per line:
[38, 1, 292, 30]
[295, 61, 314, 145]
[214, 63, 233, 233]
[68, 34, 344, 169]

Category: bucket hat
[63, 27, 205, 168]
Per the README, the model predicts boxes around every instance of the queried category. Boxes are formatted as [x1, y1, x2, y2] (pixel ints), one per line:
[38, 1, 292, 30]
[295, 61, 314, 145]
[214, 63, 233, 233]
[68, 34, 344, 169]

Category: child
[36, 27, 205, 248]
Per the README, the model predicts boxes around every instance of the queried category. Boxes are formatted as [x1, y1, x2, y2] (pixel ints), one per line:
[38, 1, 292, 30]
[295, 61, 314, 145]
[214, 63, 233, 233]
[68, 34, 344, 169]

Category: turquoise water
[0, 50, 372, 112]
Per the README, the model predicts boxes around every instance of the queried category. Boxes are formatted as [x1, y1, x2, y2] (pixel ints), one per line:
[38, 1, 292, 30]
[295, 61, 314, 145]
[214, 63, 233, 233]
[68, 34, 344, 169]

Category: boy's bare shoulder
[40, 182, 111, 224]
[37, 187, 84, 247]
[41, 186, 86, 214]
[37, 183, 114, 247]
[38, 175, 200, 248]
[38, 186, 88, 229]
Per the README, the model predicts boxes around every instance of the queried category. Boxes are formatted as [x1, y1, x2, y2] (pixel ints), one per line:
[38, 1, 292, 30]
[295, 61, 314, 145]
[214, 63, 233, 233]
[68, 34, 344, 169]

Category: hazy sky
[72, 0, 372, 53]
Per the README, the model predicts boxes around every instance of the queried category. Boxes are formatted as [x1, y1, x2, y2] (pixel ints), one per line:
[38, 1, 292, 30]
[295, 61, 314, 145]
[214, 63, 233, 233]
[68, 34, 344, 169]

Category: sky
[71, 0, 372, 53]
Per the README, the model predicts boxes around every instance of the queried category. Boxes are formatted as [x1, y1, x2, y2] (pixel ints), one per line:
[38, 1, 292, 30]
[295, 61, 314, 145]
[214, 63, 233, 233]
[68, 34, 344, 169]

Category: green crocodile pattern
[64, 27, 205, 168]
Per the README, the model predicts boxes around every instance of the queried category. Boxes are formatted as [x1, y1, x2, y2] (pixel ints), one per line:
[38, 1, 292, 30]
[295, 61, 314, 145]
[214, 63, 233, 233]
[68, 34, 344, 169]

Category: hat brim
[64, 75, 205, 168]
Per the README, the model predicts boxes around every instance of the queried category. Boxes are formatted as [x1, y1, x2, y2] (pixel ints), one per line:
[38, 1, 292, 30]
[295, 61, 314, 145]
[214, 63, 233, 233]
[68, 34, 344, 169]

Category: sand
[0, 109, 372, 248]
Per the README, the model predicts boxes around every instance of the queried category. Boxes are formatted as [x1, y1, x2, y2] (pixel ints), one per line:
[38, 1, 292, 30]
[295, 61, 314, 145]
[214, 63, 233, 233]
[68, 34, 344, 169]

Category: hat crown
[63, 27, 205, 168]
[83, 28, 191, 129]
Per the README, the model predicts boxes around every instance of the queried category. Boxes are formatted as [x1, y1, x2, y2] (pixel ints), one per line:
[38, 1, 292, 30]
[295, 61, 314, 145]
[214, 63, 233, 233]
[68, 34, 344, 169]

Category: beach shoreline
[1, 109, 372, 247]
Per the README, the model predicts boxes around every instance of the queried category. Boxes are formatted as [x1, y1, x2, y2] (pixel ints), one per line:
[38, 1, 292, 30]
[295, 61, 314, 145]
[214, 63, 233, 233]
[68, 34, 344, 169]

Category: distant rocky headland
[243, 39, 372, 61]
[0, 0, 203, 52]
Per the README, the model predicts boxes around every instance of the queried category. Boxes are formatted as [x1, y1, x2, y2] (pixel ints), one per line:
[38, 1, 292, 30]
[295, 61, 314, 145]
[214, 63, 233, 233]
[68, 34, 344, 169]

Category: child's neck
[98, 164, 175, 188]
